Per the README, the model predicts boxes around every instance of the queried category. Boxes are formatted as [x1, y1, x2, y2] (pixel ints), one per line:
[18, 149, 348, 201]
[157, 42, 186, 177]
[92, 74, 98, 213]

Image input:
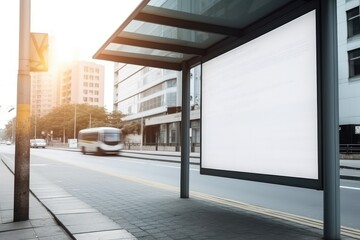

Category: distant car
[30, 139, 46, 148]
[6, 141, 11, 145]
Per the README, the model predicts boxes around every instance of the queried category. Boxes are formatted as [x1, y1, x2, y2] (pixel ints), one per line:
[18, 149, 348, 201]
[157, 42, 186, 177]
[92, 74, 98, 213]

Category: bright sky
[0, 0, 141, 128]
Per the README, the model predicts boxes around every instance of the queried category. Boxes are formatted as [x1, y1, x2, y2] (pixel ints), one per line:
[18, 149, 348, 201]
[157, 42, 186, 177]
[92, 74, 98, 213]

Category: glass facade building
[113, 63, 200, 149]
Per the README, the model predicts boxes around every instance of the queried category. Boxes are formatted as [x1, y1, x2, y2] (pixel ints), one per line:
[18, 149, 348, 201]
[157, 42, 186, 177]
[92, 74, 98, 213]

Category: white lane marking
[30, 164, 48, 167]
[120, 159, 200, 171]
[340, 186, 360, 191]
[151, 163, 199, 172]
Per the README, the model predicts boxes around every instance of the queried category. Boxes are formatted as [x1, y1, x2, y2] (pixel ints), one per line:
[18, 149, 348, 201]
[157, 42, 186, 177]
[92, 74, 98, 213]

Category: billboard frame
[200, 2, 323, 190]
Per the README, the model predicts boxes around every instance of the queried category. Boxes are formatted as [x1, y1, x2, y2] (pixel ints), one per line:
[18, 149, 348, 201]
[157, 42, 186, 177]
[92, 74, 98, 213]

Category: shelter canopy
[93, 0, 307, 70]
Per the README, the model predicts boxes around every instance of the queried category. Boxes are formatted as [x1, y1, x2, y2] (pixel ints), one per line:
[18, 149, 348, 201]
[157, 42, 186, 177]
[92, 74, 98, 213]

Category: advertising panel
[201, 10, 321, 189]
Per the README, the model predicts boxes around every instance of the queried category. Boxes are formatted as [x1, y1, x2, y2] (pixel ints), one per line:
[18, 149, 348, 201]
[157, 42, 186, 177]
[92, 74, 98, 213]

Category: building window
[348, 48, 360, 78]
[159, 124, 167, 144]
[347, 7, 360, 38]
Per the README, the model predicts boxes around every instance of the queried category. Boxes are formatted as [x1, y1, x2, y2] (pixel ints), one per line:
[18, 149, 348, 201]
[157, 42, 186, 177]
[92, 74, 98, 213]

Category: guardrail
[123, 142, 200, 153]
[340, 144, 360, 154]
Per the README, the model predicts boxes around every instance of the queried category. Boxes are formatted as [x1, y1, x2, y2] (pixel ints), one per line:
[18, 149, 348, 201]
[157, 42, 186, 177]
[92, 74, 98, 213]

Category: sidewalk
[1, 151, 359, 240]
[1, 157, 136, 240]
[0, 160, 72, 240]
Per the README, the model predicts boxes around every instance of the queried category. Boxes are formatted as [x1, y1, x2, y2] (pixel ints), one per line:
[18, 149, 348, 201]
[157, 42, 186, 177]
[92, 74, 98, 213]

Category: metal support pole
[14, 0, 31, 222]
[89, 113, 92, 128]
[74, 104, 77, 139]
[321, 0, 340, 239]
[180, 62, 190, 198]
[140, 117, 143, 151]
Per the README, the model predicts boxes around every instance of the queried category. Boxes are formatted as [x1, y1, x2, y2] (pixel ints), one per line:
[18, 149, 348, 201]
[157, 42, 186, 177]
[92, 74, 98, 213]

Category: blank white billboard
[201, 11, 319, 185]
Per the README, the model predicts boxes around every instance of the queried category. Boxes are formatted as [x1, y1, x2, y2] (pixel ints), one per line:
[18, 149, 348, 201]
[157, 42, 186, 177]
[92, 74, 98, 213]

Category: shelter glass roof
[93, 0, 302, 70]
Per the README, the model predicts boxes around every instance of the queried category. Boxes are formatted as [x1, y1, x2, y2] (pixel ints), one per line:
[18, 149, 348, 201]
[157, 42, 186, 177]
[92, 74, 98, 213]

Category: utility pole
[14, 0, 31, 221]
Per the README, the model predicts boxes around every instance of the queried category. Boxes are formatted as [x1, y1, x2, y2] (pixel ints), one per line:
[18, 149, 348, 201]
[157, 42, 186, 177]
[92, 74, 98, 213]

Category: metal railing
[340, 144, 360, 154]
[124, 142, 200, 153]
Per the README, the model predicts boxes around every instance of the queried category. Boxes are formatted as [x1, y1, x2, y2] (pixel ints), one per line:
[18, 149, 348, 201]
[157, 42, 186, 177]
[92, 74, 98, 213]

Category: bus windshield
[104, 132, 120, 142]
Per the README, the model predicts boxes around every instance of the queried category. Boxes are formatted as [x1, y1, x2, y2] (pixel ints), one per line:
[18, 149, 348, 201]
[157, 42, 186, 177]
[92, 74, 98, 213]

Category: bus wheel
[81, 147, 86, 154]
[96, 147, 103, 156]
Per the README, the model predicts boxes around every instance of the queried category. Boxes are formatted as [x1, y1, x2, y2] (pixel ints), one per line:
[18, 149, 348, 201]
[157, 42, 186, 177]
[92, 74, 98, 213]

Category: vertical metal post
[34, 114, 37, 138]
[89, 113, 92, 128]
[74, 104, 77, 139]
[63, 126, 66, 144]
[321, 0, 340, 239]
[180, 62, 190, 198]
[140, 117, 143, 151]
[14, 0, 31, 222]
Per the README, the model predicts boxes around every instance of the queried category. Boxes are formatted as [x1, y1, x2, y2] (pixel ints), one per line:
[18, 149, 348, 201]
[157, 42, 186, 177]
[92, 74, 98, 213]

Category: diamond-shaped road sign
[30, 32, 48, 72]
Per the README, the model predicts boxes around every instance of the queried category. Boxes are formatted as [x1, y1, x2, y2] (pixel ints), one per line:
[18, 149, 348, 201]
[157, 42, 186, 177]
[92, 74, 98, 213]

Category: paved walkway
[1, 151, 359, 239]
[0, 160, 72, 240]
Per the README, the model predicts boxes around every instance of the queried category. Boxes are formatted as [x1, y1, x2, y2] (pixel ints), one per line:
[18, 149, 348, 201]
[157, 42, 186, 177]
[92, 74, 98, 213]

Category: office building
[30, 72, 57, 118]
[113, 63, 200, 149]
[59, 61, 105, 107]
[338, 0, 360, 144]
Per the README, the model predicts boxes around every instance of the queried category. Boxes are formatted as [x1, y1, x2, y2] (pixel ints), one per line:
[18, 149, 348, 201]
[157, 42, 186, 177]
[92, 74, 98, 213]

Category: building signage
[355, 126, 360, 134]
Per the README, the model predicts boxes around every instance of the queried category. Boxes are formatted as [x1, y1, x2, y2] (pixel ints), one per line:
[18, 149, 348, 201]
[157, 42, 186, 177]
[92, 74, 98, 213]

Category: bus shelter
[93, 0, 339, 239]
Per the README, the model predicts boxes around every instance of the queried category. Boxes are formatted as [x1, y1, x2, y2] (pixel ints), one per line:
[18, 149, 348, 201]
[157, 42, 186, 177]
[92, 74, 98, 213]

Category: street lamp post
[73, 105, 92, 138]
[8, 108, 15, 143]
[0, 106, 15, 143]
[74, 105, 92, 129]
[89, 113, 92, 128]
[74, 104, 76, 139]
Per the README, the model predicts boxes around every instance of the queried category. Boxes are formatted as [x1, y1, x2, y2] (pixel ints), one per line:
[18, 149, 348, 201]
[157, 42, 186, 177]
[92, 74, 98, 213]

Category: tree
[121, 120, 141, 135]
[3, 118, 16, 142]
[31, 104, 74, 140]
[29, 104, 124, 141]
[106, 111, 125, 129]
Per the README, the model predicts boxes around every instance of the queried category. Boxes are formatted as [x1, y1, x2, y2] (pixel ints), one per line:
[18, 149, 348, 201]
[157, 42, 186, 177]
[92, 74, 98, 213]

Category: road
[1, 145, 359, 230]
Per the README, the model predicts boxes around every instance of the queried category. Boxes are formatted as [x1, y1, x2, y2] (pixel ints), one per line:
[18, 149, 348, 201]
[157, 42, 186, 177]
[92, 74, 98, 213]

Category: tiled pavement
[0, 160, 72, 240]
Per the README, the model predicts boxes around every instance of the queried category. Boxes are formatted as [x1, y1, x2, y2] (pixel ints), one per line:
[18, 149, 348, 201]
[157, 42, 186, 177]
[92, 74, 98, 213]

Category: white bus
[78, 127, 123, 155]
